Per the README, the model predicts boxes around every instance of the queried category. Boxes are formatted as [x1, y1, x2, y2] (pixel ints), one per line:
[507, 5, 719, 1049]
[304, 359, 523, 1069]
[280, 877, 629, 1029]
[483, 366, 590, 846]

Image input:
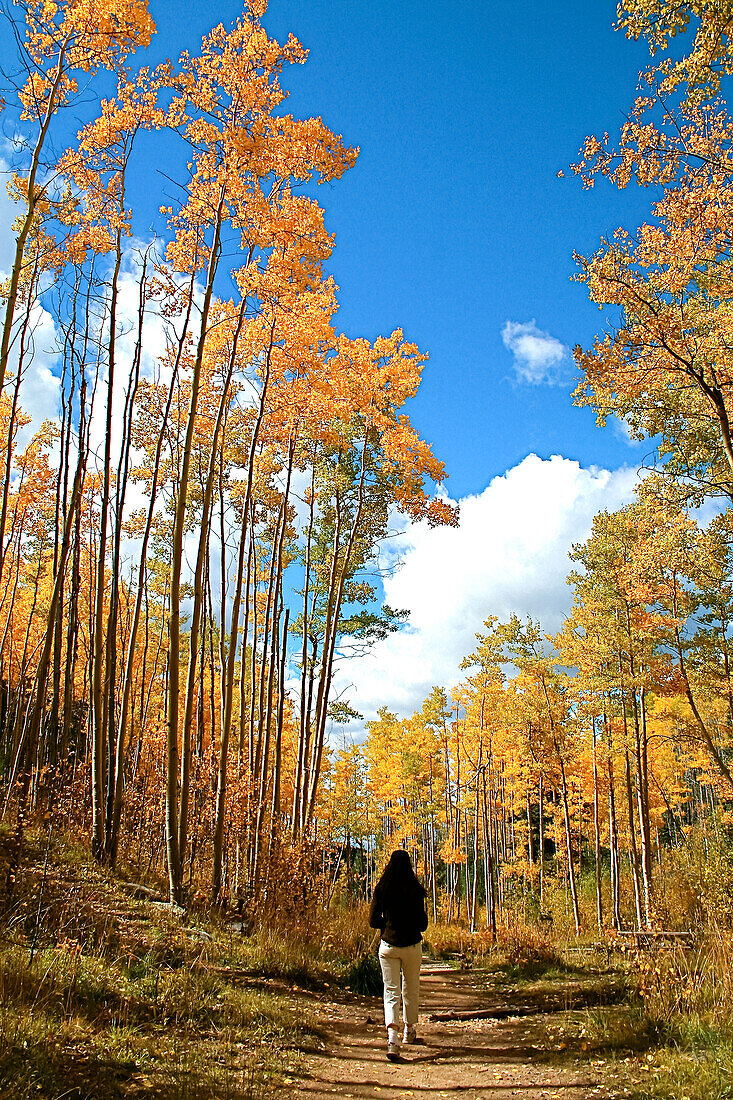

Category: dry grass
[424, 917, 571, 983]
[0, 830, 319, 1099]
[0, 936, 306, 1099]
[551, 933, 733, 1100]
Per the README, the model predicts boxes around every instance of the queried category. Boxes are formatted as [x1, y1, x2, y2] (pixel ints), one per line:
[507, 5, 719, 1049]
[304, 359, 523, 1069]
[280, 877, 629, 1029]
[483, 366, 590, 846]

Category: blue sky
[139, 0, 654, 497]
[0, 0, 654, 490]
[0, 0, 663, 720]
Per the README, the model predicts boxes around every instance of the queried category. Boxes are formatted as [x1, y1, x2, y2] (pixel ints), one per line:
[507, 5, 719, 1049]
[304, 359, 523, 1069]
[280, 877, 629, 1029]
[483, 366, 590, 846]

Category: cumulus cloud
[0, 156, 63, 447]
[334, 454, 638, 726]
[0, 161, 18, 280]
[501, 319, 568, 385]
[610, 414, 644, 447]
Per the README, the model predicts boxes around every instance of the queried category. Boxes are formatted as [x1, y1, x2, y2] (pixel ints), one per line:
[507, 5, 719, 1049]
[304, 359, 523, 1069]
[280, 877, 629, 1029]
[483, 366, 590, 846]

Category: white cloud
[501, 319, 568, 385]
[14, 303, 62, 442]
[0, 162, 63, 452]
[0, 160, 19, 280]
[610, 414, 644, 447]
[336, 454, 638, 726]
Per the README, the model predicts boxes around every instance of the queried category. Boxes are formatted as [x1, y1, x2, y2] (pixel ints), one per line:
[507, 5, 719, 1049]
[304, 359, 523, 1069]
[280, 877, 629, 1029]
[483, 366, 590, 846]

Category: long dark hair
[375, 850, 425, 907]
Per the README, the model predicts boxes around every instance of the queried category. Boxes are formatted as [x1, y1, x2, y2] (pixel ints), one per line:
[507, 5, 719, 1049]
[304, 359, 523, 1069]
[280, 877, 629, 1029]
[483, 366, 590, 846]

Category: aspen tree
[575, 6, 733, 504]
[0, 0, 155, 399]
[159, 6, 355, 903]
[500, 616, 582, 935]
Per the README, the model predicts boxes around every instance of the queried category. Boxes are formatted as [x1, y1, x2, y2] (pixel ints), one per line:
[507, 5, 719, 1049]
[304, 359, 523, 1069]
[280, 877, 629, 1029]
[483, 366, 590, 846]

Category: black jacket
[369, 882, 428, 947]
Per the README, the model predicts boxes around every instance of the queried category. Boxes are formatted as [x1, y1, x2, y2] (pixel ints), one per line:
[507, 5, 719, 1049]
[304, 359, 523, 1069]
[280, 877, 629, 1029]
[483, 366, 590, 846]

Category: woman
[369, 850, 428, 1061]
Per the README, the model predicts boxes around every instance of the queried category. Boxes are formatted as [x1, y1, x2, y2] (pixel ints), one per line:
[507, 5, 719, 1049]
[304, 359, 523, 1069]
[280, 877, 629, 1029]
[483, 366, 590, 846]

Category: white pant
[378, 939, 422, 1033]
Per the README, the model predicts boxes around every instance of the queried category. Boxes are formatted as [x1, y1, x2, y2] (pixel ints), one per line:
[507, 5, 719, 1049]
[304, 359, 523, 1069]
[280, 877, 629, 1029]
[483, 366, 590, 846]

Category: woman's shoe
[386, 1027, 401, 1061]
[403, 1026, 417, 1044]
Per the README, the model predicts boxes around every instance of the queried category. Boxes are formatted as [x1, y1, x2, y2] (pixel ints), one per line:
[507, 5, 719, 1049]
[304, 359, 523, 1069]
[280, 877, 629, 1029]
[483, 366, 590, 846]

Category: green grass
[0, 930, 312, 1099]
[617, 1013, 733, 1100]
[337, 950, 383, 995]
[0, 841, 325, 1100]
[540, 965, 733, 1100]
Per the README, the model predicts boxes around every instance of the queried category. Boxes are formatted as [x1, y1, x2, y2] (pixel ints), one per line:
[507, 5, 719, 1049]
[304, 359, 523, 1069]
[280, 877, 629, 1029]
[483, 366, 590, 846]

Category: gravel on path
[289, 961, 623, 1100]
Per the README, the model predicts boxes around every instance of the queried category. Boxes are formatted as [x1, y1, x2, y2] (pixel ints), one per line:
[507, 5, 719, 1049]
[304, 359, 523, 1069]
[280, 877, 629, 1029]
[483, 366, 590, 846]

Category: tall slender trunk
[107, 297, 180, 867]
[166, 193, 225, 905]
[305, 435, 370, 830]
[627, 637, 651, 918]
[470, 759, 480, 932]
[481, 766, 496, 937]
[625, 748, 644, 930]
[608, 755, 621, 930]
[104, 244, 150, 863]
[4, 407, 86, 900]
[556, 749, 580, 935]
[270, 607, 290, 821]
[0, 36, 71, 396]
[91, 227, 125, 861]
[538, 772, 545, 907]
[293, 462, 316, 838]
[177, 342, 239, 877]
[592, 721, 603, 933]
[0, 252, 41, 592]
[212, 316, 276, 900]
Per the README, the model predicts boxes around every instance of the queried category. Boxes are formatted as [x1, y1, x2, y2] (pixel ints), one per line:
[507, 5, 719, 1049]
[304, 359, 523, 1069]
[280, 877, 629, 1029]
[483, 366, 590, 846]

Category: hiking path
[287, 960, 626, 1100]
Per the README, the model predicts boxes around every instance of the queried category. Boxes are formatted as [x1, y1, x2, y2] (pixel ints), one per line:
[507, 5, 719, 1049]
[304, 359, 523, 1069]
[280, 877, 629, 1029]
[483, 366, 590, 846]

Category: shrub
[340, 952, 383, 995]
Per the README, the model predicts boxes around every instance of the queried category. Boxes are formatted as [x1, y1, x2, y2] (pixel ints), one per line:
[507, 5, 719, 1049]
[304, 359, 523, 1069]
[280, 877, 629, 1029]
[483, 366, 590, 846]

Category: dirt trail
[290, 962, 621, 1100]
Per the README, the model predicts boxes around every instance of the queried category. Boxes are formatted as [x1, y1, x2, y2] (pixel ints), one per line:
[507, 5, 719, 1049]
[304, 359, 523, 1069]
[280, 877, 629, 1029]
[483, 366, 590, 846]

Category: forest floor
[289, 958, 631, 1100]
[0, 832, 657, 1100]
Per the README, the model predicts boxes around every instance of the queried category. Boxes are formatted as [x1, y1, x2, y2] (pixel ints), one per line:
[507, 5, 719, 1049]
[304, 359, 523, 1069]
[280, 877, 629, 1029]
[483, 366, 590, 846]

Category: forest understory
[5, 1, 733, 1099]
[2, 828, 733, 1100]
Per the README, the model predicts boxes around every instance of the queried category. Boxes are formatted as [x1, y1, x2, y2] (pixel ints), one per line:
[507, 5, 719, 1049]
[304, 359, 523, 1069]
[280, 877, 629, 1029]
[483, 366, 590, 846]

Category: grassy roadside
[5, 828, 733, 1100]
[480, 943, 733, 1100]
[1, 899, 309, 1097]
[555, 1004, 733, 1100]
[0, 829, 379, 1099]
[426, 921, 733, 1100]
[558, 995, 733, 1100]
